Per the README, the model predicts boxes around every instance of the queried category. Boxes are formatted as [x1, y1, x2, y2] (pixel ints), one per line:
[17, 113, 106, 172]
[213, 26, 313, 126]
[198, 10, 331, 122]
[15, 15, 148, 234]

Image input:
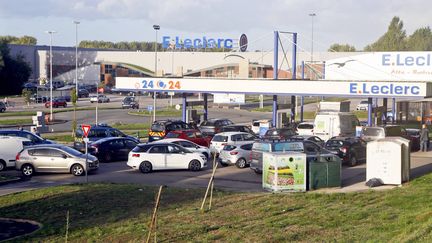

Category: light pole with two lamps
[45, 30, 57, 122]
[152, 24, 160, 123]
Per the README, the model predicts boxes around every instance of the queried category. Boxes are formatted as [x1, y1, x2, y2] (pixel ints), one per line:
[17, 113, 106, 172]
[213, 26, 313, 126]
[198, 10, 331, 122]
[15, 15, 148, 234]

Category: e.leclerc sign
[162, 34, 248, 51]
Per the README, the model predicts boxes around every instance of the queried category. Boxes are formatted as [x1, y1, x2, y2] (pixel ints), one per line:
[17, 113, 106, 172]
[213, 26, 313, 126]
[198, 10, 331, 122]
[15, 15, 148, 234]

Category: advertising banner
[262, 152, 307, 192]
[213, 93, 245, 104]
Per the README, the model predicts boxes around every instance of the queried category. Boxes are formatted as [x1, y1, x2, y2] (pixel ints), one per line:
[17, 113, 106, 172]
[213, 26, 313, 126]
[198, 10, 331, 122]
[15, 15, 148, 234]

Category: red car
[165, 129, 212, 147]
[45, 98, 67, 108]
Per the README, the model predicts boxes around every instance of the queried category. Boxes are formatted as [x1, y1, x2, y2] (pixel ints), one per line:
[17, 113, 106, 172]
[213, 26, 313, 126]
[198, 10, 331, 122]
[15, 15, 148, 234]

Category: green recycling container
[308, 155, 342, 190]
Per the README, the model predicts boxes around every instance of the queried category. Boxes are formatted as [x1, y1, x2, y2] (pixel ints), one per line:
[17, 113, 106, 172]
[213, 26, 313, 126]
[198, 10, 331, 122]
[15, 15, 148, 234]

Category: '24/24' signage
[135, 79, 181, 90]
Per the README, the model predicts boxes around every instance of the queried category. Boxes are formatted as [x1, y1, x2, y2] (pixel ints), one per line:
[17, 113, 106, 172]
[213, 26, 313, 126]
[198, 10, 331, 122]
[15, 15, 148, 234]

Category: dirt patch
[0, 218, 41, 241]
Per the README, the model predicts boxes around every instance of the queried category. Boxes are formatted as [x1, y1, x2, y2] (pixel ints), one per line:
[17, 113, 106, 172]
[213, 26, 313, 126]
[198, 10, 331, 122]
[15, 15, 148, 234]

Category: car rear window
[212, 135, 228, 142]
[325, 140, 344, 147]
[201, 120, 215, 126]
[151, 123, 165, 132]
[298, 124, 313, 129]
[362, 128, 384, 137]
[132, 145, 151, 152]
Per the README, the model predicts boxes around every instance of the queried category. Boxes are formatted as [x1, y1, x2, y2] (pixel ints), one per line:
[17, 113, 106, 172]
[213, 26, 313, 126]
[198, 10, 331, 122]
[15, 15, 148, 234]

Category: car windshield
[298, 124, 313, 129]
[201, 120, 215, 126]
[212, 135, 228, 142]
[62, 146, 83, 156]
[166, 132, 180, 138]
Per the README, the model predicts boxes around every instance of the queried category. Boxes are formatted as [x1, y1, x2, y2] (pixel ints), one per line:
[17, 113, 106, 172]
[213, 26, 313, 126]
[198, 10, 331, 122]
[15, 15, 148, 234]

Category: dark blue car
[0, 129, 55, 145]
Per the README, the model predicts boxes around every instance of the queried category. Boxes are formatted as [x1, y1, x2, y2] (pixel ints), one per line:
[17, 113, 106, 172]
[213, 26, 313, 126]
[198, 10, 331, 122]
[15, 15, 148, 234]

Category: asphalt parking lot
[1, 150, 432, 196]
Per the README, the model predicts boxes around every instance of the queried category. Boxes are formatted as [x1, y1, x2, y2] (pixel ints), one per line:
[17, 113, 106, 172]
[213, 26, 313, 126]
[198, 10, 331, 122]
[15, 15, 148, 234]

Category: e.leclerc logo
[382, 53, 432, 66]
[349, 82, 420, 95]
[162, 34, 248, 51]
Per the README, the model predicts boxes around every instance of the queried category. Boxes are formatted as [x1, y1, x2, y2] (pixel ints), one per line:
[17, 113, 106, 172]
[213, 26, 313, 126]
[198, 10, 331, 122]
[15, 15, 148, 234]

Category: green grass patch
[3, 174, 432, 241]
[111, 122, 150, 131]
[128, 107, 182, 117]
[43, 133, 75, 143]
[0, 118, 32, 126]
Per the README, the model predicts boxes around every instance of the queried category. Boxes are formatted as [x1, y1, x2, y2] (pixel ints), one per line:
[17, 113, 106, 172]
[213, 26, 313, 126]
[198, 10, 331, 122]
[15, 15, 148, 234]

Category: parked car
[0, 129, 55, 145]
[250, 140, 333, 174]
[148, 120, 192, 142]
[405, 128, 422, 151]
[165, 129, 212, 147]
[15, 144, 99, 177]
[324, 136, 367, 166]
[0, 136, 31, 171]
[90, 94, 110, 103]
[251, 119, 272, 135]
[74, 124, 139, 152]
[30, 95, 49, 103]
[296, 122, 314, 136]
[356, 100, 369, 111]
[127, 142, 207, 173]
[262, 127, 296, 140]
[219, 143, 253, 168]
[45, 98, 67, 108]
[199, 118, 234, 136]
[89, 137, 139, 162]
[0, 101, 6, 113]
[78, 89, 90, 98]
[288, 135, 325, 147]
[219, 125, 255, 134]
[154, 138, 211, 159]
[122, 96, 139, 109]
[209, 132, 257, 155]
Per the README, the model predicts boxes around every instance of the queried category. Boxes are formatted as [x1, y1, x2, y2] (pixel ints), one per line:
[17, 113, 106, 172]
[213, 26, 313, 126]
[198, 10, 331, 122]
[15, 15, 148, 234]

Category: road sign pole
[85, 139, 88, 183]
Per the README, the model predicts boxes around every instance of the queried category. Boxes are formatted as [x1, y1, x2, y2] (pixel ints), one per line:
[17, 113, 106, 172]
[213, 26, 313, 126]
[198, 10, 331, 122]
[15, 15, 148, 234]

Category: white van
[0, 136, 31, 171]
[313, 112, 360, 141]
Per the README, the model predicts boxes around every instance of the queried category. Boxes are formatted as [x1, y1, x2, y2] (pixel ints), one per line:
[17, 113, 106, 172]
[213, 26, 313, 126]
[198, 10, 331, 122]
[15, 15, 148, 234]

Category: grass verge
[128, 108, 182, 117]
[2, 174, 432, 241]
[0, 118, 32, 126]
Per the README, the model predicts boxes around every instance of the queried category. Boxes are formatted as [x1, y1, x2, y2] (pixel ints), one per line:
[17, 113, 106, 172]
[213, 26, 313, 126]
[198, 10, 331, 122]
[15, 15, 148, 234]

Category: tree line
[0, 41, 31, 96]
[0, 35, 37, 45]
[329, 16, 432, 52]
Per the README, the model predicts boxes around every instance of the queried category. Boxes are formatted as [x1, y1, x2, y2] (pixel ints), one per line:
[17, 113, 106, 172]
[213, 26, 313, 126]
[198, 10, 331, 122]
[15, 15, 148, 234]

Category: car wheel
[0, 160, 6, 171]
[139, 161, 152, 173]
[0, 108, 5, 113]
[235, 158, 247, 168]
[71, 164, 85, 176]
[189, 160, 201, 171]
[21, 164, 34, 177]
[349, 155, 357, 167]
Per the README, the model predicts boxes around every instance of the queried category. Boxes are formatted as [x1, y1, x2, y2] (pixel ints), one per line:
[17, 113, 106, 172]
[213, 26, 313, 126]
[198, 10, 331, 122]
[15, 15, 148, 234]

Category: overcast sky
[0, 0, 430, 52]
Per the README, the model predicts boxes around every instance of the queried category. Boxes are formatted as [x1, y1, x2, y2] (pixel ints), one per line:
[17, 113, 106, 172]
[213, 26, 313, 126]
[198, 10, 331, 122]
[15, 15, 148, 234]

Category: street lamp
[152, 24, 160, 123]
[309, 13, 316, 64]
[73, 21, 80, 97]
[45, 30, 57, 122]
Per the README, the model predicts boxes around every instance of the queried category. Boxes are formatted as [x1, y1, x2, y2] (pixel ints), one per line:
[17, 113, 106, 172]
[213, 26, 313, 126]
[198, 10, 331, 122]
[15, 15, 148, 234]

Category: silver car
[219, 143, 253, 168]
[15, 144, 99, 177]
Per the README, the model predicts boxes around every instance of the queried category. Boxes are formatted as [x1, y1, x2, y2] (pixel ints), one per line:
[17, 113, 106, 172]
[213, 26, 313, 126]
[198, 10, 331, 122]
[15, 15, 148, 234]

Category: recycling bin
[308, 154, 342, 190]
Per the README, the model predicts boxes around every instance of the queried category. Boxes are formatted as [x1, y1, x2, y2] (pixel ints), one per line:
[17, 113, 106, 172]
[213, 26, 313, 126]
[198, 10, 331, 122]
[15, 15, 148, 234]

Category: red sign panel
[81, 124, 91, 137]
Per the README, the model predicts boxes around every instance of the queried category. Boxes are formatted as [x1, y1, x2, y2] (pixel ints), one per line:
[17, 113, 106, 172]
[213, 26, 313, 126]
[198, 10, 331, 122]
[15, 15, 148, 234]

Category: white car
[296, 122, 314, 136]
[209, 132, 257, 155]
[90, 94, 110, 103]
[356, 100, 369, 110]
[127, 142, 207, 173]
[154, 138, 211, 160]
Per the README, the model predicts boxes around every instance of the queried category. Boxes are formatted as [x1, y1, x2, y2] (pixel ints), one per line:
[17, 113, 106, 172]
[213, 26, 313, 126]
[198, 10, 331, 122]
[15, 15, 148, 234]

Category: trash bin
[262, 152, 307, 192]
[308, 154, 342, 190]
[366, 137, 410, 185]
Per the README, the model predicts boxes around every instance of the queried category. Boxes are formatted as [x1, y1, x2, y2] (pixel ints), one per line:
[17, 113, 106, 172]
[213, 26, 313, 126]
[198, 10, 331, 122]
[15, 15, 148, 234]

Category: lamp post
[73, 21, 80, 97]
[45, 30, 57, 122]
[152, 24, 160, 123]
[309, 13, 316, 64]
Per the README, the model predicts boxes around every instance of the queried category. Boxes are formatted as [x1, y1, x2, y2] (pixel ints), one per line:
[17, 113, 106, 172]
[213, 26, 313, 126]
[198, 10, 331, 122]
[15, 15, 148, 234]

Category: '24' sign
[141, 80, 181, 90]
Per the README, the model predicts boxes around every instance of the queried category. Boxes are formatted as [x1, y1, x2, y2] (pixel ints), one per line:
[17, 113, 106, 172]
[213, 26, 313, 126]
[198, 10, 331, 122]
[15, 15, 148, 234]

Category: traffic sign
[147, 105, 153, 111]
[82, 124, 91, 138]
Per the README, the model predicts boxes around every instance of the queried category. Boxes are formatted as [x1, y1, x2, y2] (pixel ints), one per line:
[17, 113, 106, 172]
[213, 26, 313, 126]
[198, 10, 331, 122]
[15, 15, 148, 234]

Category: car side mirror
[62, 154, 68, 159]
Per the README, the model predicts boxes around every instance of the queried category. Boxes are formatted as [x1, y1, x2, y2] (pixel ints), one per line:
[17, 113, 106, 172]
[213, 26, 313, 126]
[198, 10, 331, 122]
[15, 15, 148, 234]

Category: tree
[0, 42, 32, 95]
[71, 88, 78, 136]
[328, 43, 356, 52]
[406, 27, 432, 51]
[364, 16, 407, 51]
[22, 89, 32, 106]
[0, 35, 37, 45]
